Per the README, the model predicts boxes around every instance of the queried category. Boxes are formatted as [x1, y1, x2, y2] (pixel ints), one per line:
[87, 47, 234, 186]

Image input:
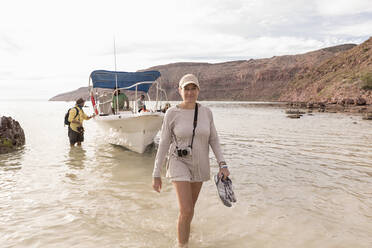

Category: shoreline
[285, 101, 372, 119]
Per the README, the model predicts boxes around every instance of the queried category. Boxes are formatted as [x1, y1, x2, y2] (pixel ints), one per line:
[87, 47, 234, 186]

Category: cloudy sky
[1, 0, 372, 100]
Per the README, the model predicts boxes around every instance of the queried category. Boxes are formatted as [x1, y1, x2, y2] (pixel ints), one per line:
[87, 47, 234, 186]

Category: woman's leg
[173, 181, 203, 246]
[190, 182, 203, 207]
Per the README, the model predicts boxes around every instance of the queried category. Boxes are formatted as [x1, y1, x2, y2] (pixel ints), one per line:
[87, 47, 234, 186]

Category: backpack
[64, 107, 79, 126]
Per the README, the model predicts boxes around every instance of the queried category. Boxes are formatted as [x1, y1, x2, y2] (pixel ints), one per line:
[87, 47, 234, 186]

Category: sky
[1, 0, 372, 100]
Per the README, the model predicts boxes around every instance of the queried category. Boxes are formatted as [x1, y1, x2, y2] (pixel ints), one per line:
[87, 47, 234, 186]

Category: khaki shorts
[166, 156, 202, 182]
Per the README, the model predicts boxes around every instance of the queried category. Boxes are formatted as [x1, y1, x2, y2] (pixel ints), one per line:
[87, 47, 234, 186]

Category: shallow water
[1, 100, 372, 248]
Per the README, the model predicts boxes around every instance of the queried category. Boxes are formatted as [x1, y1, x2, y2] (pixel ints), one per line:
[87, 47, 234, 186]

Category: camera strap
[172, 103, 198, 150]
[190, 103, 198, 149]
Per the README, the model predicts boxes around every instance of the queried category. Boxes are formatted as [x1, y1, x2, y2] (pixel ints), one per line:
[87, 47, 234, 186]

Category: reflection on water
[0, 148, 25, 171]
[66, 147, 87, 169]
[0, 100, 372, 248]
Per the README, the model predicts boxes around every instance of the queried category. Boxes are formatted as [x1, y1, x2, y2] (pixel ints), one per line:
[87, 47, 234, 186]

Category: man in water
[112, 89, 129, 114]
[68, 98, 94, 147]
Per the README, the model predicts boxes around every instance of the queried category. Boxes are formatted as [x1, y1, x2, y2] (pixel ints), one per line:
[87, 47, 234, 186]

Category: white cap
[179, 74, 200, 89]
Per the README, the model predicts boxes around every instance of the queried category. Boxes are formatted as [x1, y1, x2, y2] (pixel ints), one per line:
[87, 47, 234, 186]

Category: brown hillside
[145, 44, 355, 101]
[50, 44, 356, 102]
[279, 37, 372, 104]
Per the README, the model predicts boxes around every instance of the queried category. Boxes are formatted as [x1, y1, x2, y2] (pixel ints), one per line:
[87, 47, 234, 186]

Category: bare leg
[173, 181, 203, 246]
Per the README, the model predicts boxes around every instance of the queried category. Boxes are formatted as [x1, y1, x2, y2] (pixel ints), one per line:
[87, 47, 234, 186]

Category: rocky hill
[279, 37, 372, 104]
[49, 43, 357, 102]
[50, 87, 89, 102]
[145, 44, 356, 101]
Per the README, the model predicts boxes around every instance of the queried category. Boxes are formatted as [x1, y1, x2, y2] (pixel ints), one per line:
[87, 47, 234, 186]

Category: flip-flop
[214, 174, 231, 207]
[214, 174, 236, 207]
[225, 177, 236, 203]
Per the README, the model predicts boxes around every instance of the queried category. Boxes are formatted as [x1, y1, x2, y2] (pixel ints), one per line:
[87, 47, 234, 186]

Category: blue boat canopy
[90, 70, 161, 93]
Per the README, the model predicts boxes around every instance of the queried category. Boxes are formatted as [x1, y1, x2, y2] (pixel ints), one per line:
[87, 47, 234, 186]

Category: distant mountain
[50, 87, 89, 102]
[280, 37, 372, 104]
[49, 43, 358, 102]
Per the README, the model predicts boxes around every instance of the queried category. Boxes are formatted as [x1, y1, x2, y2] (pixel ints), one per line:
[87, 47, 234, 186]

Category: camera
[177, 146, 192, 157]
[77, 126, 85, 134]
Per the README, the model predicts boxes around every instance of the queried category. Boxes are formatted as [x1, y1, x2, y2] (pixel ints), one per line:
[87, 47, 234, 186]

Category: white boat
[88, 70, 168, 153]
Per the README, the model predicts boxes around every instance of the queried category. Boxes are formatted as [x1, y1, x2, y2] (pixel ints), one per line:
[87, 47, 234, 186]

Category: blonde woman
[152, 74, 229, 247]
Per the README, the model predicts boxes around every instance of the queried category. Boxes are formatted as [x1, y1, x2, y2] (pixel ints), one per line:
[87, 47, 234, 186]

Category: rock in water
[0, 116, 25, 154]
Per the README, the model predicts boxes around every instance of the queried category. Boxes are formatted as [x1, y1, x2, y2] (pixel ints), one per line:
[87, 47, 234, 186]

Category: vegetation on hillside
[361, 72, 372, 90]
[279, 37, 372, 103]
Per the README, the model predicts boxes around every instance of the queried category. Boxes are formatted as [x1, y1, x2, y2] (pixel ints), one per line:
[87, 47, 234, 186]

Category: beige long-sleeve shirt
[152, 104, 225, 181]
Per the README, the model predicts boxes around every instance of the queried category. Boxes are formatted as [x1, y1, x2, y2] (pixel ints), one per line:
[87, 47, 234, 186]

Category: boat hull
[93, 112, 164, 153]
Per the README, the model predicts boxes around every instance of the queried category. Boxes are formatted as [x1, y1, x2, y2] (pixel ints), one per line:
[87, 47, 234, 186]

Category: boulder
[318, 102, 326, 112]
[0, 116, 25, 154]
[307, 102, 314, 108]
[339, 98, 354, 105]
[355, 97, 367, 106]
[362, 113, 372, 120]
[288, 102, 307, 108]
[285, 109, 306, 114]
[287, 114, 302, 119]
[326, 104, 345, 112]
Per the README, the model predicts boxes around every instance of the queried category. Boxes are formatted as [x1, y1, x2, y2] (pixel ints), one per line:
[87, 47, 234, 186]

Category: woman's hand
[152, 177, 162, 193]
[218, 167, 230, 180]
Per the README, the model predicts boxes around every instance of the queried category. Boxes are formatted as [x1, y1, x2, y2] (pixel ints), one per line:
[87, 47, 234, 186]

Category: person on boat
[98, 92, 112, 115]
[112, 89, 129, 113]
[161, 102, 171, 113]
[152, 74, 230, 247]
[68, 98, 93, 147]
[137, 94, 147, 112]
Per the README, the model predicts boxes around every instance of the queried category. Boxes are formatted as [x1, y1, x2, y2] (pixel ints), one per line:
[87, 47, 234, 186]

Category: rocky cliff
[279, 37, 372, 104]
[145, 44, 356, 101]
[49, 43, 358, 102]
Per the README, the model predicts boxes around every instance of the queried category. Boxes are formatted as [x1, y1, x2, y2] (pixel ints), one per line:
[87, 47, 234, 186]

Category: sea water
[0, 100, 372, 248]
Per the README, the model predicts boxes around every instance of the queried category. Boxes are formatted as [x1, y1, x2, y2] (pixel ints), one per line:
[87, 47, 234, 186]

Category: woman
[152, 74, 230, 247]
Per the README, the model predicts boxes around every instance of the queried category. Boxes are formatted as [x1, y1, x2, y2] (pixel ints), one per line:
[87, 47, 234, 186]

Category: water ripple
[1, 101, 372, 247]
